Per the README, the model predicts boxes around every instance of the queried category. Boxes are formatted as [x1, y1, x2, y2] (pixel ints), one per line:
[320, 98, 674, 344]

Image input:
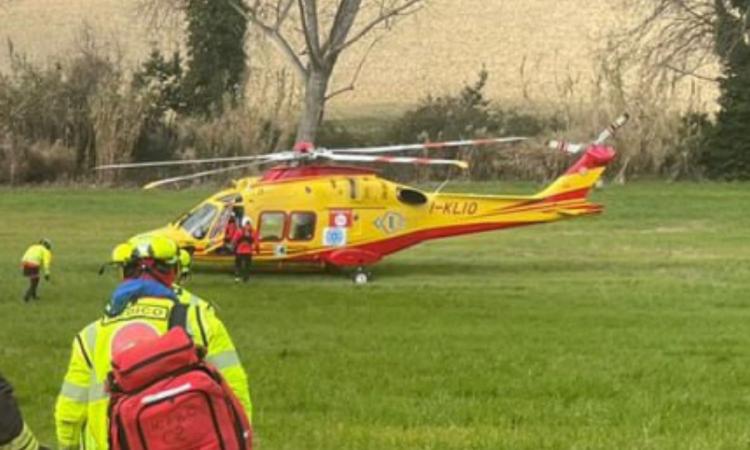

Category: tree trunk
[295, 67, 330, 143]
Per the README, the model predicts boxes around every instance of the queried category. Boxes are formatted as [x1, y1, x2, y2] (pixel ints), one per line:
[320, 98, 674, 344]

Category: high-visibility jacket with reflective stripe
[54, 296, 252, 450]
[0, 423, 42, 450]
[20, 245, 51, 276]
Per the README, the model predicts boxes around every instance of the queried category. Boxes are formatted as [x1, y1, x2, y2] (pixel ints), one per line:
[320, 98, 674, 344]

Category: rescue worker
[231, 217, 256, 282]
[20, 239, 52, 302]
[108, 241, 207, 309]
[55, 235, 252, 450]
[0, 372, 49, 450]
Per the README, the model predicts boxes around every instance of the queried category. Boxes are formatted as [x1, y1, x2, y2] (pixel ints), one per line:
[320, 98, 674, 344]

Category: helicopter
[97, 114, 629, 283]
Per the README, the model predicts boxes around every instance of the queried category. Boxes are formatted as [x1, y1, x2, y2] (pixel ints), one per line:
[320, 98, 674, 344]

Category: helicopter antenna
[433, 177, 452, 194]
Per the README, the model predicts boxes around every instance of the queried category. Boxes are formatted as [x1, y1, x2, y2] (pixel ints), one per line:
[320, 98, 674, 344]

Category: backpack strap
[168, 303, 189, 330]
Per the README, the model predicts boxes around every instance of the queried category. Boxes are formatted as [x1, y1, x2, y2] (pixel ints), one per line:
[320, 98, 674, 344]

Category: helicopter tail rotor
[546, 113, 630, 155]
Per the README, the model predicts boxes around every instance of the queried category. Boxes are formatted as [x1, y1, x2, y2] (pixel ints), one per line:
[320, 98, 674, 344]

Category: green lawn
[0, 182, 749, 449]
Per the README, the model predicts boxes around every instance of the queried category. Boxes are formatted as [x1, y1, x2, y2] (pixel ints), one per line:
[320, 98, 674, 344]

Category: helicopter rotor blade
[142, 160, 280, 190]
[96, 153, 288, 170]
[317, 152, 469, 169]
[327, 137, 527, 154]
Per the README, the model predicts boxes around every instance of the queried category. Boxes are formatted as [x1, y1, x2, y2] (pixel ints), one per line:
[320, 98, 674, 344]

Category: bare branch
[663, 64, 720, 82]
[612, 0, 721, 81]
[227, 0, 307, 79]
[333, 0, 422, 54]
[322, 0, 362, 57]
[275, 0, 295, 29]
[298, 0, 325, 68]
[324, 34, 382, 100]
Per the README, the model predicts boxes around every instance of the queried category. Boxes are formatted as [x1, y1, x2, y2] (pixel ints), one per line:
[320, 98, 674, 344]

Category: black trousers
[235, 254, 252, 281]
[22, 267, 40, 302]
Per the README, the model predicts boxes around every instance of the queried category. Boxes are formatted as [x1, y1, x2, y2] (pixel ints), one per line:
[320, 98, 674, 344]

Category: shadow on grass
[186, 256, 708, 283]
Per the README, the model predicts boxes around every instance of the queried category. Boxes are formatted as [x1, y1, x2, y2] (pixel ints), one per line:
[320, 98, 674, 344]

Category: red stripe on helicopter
[284, 221, 534, 266]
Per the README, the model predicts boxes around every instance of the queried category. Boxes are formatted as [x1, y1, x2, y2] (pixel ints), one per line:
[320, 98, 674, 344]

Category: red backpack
[107, 324, 252, 450]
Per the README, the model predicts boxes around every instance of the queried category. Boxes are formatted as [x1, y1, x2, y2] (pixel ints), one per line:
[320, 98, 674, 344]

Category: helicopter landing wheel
[352, 267, 371, 285]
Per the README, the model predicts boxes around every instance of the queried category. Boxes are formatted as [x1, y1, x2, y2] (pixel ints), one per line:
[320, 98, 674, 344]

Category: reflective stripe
[185, 316, 195, 340]
[88, 382, 108, 402]
[84, 324, 98, 378]
[206, 351, 241, 370]
[0, 424, 39, 450]
[60, 382, 89, 403]
[195, 307, 208, 347]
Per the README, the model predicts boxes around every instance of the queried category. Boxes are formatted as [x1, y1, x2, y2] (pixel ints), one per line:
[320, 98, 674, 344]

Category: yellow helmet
[131, 235, 179, 265]
[111, 243, 135, 265]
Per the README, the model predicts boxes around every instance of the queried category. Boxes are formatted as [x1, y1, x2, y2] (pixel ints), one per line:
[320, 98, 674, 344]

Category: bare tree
[228, 0, 423, 143]
[615, 0, 750, 82]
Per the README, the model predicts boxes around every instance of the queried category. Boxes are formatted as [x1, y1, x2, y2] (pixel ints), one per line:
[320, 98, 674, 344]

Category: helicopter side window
[259, 212, 286, 242]
[288, 212, 316, 241]
[177, 203, 219, 239]
[397, 188, 428, 205]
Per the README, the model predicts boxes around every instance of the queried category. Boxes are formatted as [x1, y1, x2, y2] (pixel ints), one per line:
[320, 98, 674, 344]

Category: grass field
[0, 182, 749, 449]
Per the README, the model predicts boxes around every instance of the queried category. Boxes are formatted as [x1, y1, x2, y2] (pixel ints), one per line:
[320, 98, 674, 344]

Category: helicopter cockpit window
[209, 206, 233, 240]
[259, 212, 286, 242]
[177, 203, 219, 239]
[288, 212, 316, 241]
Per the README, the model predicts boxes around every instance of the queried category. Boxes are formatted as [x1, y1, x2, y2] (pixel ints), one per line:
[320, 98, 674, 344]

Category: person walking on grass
[20, 239, 52, 302]
[232, 218, 256, 282]
[0, 372, 50, 450]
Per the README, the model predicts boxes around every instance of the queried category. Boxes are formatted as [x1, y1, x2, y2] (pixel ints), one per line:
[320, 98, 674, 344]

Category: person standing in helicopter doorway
[20, 238, 52, 302]
[232, 217, 256, 282]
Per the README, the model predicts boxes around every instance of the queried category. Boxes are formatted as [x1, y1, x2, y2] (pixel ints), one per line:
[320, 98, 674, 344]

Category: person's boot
[30, 280, 39, 300]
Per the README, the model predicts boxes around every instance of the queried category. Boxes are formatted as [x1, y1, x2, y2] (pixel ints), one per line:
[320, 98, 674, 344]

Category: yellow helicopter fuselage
[147, 145, 615, 270]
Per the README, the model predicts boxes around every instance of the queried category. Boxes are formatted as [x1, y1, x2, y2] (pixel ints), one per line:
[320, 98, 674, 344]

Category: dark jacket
[0, 372, 24, 445]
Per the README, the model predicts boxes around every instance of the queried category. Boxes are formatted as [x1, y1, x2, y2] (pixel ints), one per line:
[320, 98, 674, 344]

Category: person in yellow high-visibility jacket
[54, 236, 252, 450]
[20, 239, 52, 302]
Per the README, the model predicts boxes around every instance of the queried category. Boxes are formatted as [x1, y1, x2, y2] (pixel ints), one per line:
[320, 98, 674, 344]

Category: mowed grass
[0, 182, 749, 449]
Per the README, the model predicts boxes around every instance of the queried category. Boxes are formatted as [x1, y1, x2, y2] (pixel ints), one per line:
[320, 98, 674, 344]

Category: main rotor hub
[293, 141, 314, 155]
